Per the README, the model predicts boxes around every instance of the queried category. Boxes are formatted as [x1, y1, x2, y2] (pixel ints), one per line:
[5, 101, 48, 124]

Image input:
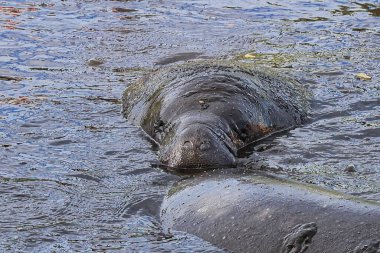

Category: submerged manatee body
[122, 61, 309, 168]
[161, 170, 380, 253]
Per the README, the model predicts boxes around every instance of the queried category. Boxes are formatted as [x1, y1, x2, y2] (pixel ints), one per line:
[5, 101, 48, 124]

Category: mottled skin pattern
[160, 171, 380, 253]
[122, 61, 309, 168]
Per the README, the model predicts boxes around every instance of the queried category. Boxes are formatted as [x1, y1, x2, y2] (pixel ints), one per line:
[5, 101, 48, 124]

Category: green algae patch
[289, 17, 330, 22]
[236, 52, 296, 68]
[0, 176, 71, 186]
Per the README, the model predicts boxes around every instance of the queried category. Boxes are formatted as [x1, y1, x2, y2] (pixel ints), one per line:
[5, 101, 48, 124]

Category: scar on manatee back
[122, 60, 310, 169]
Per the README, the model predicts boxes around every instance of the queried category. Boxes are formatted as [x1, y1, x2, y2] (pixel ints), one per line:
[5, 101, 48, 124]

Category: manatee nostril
[182, 141, 193, 149]
[199, 141, 211, 151]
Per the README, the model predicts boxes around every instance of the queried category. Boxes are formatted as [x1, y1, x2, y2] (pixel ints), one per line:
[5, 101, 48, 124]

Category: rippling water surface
[0, 0, 379, 251]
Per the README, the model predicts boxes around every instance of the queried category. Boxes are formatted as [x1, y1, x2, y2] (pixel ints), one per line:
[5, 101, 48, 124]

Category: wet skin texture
[122, 61, 309, 168]
[161, 170, 380, 253]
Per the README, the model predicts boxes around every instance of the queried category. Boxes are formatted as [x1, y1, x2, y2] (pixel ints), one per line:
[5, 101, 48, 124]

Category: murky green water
[0, 0, 379, 251]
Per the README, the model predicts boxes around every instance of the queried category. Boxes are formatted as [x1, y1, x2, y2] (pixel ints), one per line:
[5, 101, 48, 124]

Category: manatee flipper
[353, 240, 380, 253]
[281, 222, 318, 253]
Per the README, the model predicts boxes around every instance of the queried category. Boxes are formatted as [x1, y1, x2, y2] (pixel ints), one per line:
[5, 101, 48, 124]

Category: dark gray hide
[160, 171, 380, 253]
[122, 61, 309, 168]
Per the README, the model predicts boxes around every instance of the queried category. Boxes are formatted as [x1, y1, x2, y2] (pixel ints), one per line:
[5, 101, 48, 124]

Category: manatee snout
[159, 125, 236, 169]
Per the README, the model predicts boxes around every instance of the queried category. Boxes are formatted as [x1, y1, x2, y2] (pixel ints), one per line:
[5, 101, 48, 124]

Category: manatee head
[158, 123, 237, 169]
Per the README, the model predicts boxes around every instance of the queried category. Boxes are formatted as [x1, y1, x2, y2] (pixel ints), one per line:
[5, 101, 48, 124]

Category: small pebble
[87, 58, 105, 67]
[244, 53, 256, 59]
[355, 73, 372, 81]
[345, 164, 356, 173]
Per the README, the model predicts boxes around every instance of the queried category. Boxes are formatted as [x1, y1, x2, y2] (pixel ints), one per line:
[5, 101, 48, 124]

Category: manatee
[160, 170, 380, 253]
[122, 61, 309, 168]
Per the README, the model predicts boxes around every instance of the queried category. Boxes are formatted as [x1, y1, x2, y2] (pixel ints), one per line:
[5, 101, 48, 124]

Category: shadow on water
[0, 0, 379, 251]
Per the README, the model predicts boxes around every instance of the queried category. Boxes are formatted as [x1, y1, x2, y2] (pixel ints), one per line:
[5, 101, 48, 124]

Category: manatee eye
[285, 244, 295, 253]
[154, 120, 165, 133]
[240, 128, 248, 140]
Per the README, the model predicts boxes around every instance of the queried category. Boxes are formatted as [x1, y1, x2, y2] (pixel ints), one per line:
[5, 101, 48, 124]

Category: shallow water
[0, 0, 379, 252]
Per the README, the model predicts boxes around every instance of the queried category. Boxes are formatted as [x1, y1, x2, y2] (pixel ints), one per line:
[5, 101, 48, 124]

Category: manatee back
[161, 172, 380, 253]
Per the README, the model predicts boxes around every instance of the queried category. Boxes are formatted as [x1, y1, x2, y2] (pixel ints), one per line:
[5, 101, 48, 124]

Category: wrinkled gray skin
[122, 61, 309, 168]
[161, 170, 380, 253]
